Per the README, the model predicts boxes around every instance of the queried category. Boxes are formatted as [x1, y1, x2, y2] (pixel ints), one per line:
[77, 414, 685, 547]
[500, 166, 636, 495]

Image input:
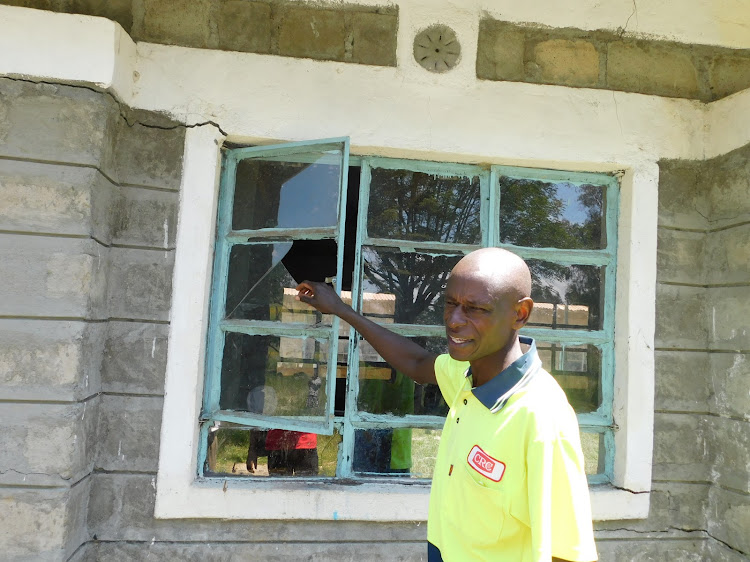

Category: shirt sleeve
[434, 354, 468, 407]
[526, 408, 598, 562]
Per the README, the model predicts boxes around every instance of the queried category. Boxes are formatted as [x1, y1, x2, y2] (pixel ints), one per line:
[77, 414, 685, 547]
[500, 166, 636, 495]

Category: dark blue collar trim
[468, 336, 539, 411]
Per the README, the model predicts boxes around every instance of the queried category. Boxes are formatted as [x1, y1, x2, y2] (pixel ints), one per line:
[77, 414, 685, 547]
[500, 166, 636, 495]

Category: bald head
[451, 248, 531, 302]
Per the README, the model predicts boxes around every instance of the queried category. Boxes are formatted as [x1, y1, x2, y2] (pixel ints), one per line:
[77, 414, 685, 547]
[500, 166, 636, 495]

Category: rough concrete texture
[88, 473, 427, 542]
[705, 223, 750, 286]
[0, 400, 98, 487]
[0, 78, 116, 167]
[657, 159, 710, 230]
[654, 284, 708, 349]
[105, 247, 173, 321]
[0, 482, 90, 562]
[653, 350, 711, 413]
[595, 538, 709, 561]
[656, 228, 705, 285]
[652, 413, 711, 483]
[216, 0, 272, 54]
[709, 352, 750, 420]
[708, 486, 750, 555]
[0, 236, 108, 319]
[476, 18, 750, 101]
[95, 395, 163, 473]
[708, 286, 750, 351]
[705, 143, 750, 228]
[706, 416, 750, 493]
[277, 4, 348, 61]
[0, 320, 103, 402]
[111, 186, 178, 249]
[101, 321, 169, 395]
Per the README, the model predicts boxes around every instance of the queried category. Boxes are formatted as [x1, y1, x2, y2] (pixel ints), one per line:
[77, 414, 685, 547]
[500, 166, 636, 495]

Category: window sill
[154, 478, 648, 521]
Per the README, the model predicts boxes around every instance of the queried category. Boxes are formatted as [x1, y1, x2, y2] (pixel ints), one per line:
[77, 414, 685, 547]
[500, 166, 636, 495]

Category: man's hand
[296, 281, 349, 316]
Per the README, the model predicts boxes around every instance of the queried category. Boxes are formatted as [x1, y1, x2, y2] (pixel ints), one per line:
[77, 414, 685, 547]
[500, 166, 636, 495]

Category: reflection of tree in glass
[368, 169, 481, 244]
[364, 250, 461, 325]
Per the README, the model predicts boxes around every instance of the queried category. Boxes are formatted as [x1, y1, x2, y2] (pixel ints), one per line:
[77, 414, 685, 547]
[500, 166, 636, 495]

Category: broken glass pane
[580, 431, 606, 476]
[219, 332, 329, 416]
[362, 247, 462, 325]
[357, 335, 449, 417]
[525, 260, 604, 331]
[204, 422, 341, 478]
[498, 177, 606, 249]
[352, 427, 441, 478]
[225, 242, 334, 324]
[367, 167, 481, 244]
[232, 150, 341, 231]
[535, 341, 602, 413]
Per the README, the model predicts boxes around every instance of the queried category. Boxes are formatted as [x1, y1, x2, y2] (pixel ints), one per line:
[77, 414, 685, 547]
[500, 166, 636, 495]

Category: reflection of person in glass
[296, 248, 596, 562]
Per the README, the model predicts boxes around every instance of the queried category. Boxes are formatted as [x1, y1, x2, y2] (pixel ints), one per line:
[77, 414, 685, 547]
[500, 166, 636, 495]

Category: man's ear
[513, 297, 534, 329]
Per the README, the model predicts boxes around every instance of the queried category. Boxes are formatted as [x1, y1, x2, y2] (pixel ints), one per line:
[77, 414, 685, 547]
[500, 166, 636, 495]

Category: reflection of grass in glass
[317, 433, 342, 476]
[580, 432, 601, 475]
[410, 428, 442, 478]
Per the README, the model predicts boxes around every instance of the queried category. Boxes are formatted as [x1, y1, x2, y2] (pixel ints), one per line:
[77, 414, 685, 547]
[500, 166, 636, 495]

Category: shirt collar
[467, 336, 541, 413]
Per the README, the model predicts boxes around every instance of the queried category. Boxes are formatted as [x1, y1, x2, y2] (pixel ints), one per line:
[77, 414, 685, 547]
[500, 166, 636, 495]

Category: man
[296, 248, 597, 562]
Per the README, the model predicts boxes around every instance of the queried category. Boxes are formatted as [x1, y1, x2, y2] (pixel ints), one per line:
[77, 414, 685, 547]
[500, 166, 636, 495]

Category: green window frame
[199, 138, 618, 484]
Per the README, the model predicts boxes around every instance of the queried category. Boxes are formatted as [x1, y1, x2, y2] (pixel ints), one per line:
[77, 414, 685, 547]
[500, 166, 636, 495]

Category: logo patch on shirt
[467, 445, 505, 482]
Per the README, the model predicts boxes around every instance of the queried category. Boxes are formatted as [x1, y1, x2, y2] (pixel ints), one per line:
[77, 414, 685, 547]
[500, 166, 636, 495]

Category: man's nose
[446, 306, 467, 328]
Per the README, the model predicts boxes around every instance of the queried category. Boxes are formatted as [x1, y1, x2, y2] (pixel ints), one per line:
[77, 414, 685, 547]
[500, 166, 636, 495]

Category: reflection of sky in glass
[555, 182, 593, 224]
[277, 160, 339, 228]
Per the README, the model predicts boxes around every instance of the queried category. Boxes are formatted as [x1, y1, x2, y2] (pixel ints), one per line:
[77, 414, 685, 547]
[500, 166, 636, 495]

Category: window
[198, 137, 618, 485]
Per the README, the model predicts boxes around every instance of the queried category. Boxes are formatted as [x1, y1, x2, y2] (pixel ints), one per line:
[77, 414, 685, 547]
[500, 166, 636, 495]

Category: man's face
[443, 272, 518, 365]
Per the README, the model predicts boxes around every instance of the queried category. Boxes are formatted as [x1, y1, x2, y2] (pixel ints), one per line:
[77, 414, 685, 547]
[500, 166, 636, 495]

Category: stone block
[708, 486, 750, 554]
[656, 228, 705, 285]
[708, 53, 750, 101]
[277, 5, 347, 61]
[0, 236, 108, 319]
[607, 41, 700, 99]
[0, 319, 103, 402]
[476, 19, 525, 81]
[350, 11, 397, 67]
[705, 223, 750, 286]
[529, 39, 599, 87]
[96, 541, 427, 560]
[706, 143, 750, 228]
[0, 401, 98, 487]
[101, 321, 169, 395]
[95, 395, 164, 472]
[88, 473, 425, 542]
[0, 78, 115, 168]
[654, 284, 707, 350]
[216, 0, 272, 54]
[652, 413, 711, 482]
[707, 286, 750, 351]
[68, 0, 134, 33]
[596, 538, 708, 561]
[0, 161, 100, 237]
[706, 416, 750, 493]
[111, 187, 178, 249]
[140, 0, 213, 48]
[106, 247, 173, 321]
[0, 486, 89, 562]
[654, 350, 711, 413]
[709, 352, 750, 420]
[657, 159, 710, 230]
[109, 115, 185, 190]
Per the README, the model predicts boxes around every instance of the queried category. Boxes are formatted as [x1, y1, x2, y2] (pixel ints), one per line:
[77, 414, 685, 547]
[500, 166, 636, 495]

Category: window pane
[498, 177, 606, 249]
[233, 151, 341, 230]
[357, 335, 449, 417]
[535, 341, 601, 413]
[526, 260, 604, 331]
[219, 332, 329, 417]
[362, 247, 461, 325]
[205, 423, 341, 478]
[367, 167, 481, 244]
[580, 431, 606, 476]
[353, 428, 441, 478]
[225, 242, 334, 324]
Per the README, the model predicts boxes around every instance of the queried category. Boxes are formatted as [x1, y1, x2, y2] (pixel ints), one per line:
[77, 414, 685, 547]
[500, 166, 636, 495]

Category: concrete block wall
[0, 77, 183, 561]
[648, 146, 750, 559]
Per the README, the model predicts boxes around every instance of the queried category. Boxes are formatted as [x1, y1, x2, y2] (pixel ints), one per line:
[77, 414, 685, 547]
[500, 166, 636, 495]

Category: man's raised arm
[296, 281, 438, 385]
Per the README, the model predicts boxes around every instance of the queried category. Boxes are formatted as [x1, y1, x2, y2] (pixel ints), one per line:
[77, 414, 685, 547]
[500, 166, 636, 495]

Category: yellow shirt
[427, 339, 597, 562]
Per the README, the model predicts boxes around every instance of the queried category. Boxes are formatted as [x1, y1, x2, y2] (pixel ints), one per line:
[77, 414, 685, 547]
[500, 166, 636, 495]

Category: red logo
[467, 445, 505, 482]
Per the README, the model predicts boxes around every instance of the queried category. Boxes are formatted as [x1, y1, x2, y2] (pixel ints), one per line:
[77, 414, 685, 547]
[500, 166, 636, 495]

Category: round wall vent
[413, 24, 461, 73]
